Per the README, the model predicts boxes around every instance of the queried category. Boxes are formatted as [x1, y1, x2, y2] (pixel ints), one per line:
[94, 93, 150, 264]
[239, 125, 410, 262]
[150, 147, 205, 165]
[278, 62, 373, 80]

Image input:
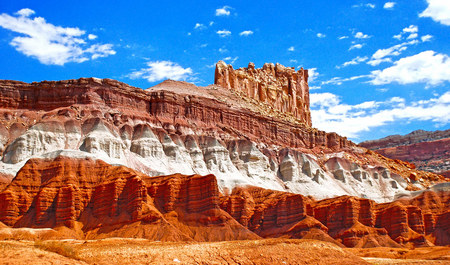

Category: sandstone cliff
[0, 157, 257, 241]
[215, 61, 311, 126]
[360, 129, 450, 178]
[0, 156, 448, 247]
[0, 76, 443, 203]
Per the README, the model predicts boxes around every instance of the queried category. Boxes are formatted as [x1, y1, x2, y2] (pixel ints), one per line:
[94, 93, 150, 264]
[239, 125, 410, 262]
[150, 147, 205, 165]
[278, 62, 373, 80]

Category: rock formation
[360, 129, 450, 178]
[215, 61, 311, 126]
[0, 156, 257, 241]
[0, 76, 443, 203]
[1, 156, 448, 247]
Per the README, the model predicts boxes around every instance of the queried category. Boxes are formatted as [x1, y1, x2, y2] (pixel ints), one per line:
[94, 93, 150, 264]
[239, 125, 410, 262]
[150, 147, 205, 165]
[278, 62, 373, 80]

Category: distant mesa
[360, 129, 450, 178]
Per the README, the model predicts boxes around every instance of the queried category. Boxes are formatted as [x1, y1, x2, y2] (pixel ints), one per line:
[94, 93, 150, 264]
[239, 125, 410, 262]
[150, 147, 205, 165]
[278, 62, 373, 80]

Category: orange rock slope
[0, 156, 448, 247]
[0, 157, 257, 241]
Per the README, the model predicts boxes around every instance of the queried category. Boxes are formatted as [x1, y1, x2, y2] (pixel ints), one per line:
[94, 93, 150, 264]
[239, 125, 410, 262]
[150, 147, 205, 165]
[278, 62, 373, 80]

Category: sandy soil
[0, 239, 449, 265]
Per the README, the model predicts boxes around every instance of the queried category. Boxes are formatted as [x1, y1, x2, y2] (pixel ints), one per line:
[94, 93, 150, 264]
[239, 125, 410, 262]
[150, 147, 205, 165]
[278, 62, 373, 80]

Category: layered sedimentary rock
[0, 157, 257, 241]
[215, 61, 311, 126]
[360, 129, 450, 178]
[1, 156, 448, 247]
[220, 184, 450, 248]
[0, 73, 445, 203]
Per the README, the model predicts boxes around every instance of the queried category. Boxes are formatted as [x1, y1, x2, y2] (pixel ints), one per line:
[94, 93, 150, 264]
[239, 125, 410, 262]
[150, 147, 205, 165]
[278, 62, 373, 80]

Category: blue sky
[0, 0, 449, 142]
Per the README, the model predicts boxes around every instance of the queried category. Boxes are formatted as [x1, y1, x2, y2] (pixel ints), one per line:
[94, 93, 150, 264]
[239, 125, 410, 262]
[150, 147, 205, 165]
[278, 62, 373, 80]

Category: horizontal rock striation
[0, 157, 257, 241]
[0, 75, 445, 203]
[220, 184, 450, 247]
[0, 157, 448, 246]
[360, 129, 450, 178]
[215, 61, 311, 126]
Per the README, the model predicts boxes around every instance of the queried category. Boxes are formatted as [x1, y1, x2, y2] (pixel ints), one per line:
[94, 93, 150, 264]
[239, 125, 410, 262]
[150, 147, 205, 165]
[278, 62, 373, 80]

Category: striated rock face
[0, 74, 445, 203]
[0, 156, 448, 247]
[0, 157, 257, 241]
[360, 129, 450, 178]
[215, 61, 311, 126]
[220, 184, 450, 247]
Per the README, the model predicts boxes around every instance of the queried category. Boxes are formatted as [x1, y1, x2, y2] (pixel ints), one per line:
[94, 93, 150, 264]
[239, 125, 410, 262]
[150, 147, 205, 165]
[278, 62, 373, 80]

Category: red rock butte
[0, 61, 448, 249]
[215, 61, 311, 126]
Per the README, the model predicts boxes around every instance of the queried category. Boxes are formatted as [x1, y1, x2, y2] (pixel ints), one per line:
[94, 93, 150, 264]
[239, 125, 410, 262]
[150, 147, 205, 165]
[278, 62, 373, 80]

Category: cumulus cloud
[316, 33, 326, 38]
[287, 46, 295, 51]
[338, 56, 368, 68]
[367, 39, 418, 66]
[0, 9, 115, 65]
[383, 2, 396, 9]
[370, 50, 450, 86]
[127, 61, 193, 83]
[216, 29, 231, 37]
[349, 43, 363, 50]
[308, 68, 319, 82]
[421, 34, 433, 42]
[310, 91, 450, 139]
[216, 6, 231, 16]
[392, 25, 418, 40]
[194, 23, 206, 30]
[339, 36, 349, 40]
[239, 30, 253, 36]
[15, 8, 35, 17]
[354, 32, 370, 39]
[419, 0, 450, 26]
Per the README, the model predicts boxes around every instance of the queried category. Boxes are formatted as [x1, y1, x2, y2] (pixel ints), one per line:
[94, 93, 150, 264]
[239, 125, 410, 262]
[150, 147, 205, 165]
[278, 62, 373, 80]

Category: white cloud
[239, 30, 253, 36]
[128, 61, 193, 83]
[383, 2, 396, 9]
[216, 29, 231, 37]
[194, 23, 206, 30]
[419, 0, 450, 26]
[308, 68, 319, 82]
[349, 43, 363, 50]
[290, 59, 298, 64]
[218, 48, 228, 53]
[0, 9, 115, 65]
[223, 56, 238, 64]
[406, 33, 418, 39]
[354, 32, 370, 39]
[338, 56, 368, 68]
[403, 25, 418, 33]
[367, 39, 418, 66]
[393, 33, 402, 40]
[88, 34, 97, 40]
[216, 6, 231, 16]
[339, 36, 349, 40]
[288, 46, 295, 51]
[393, 25, 419, 40]
[421, 34, 433, 42]
[354, 3, 376, 8]
[15, 8, 35, 17]
[370, 50, 450, 86]
[310, 91, 450, 139]
[316, 33, 326, 38]
[321, 75, 368, 86]
[85, 44, 115, 59]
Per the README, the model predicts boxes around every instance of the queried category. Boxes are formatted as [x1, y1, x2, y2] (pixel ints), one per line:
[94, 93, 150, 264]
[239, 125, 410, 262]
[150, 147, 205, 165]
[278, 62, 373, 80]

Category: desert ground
[1, 238, 449, 265]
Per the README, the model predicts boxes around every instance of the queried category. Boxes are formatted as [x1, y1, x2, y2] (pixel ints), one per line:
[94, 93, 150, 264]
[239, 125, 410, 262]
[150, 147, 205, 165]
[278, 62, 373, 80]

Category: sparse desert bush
[34, 240, 80, 260]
